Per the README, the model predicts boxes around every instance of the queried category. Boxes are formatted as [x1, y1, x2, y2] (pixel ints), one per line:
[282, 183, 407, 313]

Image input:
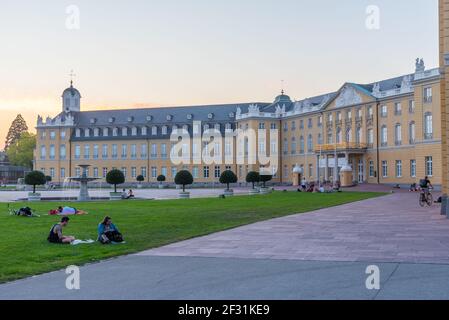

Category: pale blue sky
[0, 0, 439, 144]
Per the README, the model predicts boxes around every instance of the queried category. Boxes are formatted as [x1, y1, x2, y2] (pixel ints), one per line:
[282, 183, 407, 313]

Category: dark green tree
[136, 175, 145, 183]
[106, 169, 125, 193]
[174, 170, 193, 192]
[219, 170, 238, 191]
[5, 114, 28, 150]
[259, 174, 273, 188]
[157, 175, 166, 183]
[24, 171, 46, 193]
[246, 171, 260, 189]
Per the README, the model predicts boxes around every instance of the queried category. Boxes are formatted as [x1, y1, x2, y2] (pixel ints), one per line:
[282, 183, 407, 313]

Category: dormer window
[109, 117, 115, 123]
[172, 125, 178, 134]
[182, 124, 189, 132]
[204, 124, 210, 131]
[187, 114, 193, 120]
[162, 126, 168, 135]
[214, 124, 220, 131]
[141, 126, 147, 135]
[131, 127, 138, 136]
[166, 115, 173, 121]
[113, 128, 119, 137]
[225, 123, 232, 131]
[94, 128, 100, 137]
[208, 113, 214, 119]
[84, 128, 90, 137]
[103, 128, 109, 137]
[146, 115, 153, 122]
[75, 129, 81, 138]
[152, 126, 157, 135]
[127, 116, 134, 123]
[122, 127, 128, 136]
[90, 118, 97, 124]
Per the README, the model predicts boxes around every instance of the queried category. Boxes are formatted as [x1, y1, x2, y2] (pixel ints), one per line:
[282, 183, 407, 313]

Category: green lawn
[0, 191, 383, 283]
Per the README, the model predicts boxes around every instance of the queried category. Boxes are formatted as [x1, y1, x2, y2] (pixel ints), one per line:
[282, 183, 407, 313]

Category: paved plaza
[2, 189, 449, 299]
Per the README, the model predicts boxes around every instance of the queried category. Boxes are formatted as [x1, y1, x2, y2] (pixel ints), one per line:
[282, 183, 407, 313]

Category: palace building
[34, 59, 442, 188]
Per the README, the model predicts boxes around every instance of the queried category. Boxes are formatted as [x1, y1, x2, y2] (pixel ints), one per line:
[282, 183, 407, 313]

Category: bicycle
[419, 188, 433, 207]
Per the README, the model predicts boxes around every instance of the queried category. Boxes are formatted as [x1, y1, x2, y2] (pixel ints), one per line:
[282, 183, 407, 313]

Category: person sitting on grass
[126, 189, 135, 199]
[47, 216, 75, 244]
[98, 216, 124, 244]
[121, 189, 128, 199]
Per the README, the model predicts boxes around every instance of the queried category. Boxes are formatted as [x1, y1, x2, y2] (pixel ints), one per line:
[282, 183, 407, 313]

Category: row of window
[368, 157, 433, 178]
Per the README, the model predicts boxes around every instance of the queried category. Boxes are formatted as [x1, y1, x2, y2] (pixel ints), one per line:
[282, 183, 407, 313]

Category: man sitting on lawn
[47, 217, 76, 244]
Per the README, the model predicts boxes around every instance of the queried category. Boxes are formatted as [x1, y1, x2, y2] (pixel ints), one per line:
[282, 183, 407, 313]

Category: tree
[5, 114, 28, 150]
[157, 175, 166, 183]
[219, 170, 238, 191]
[6, 132, 36, 168]
[106, 169, 125, 193]
[136, 175, 145, 183]
[45, 176, 52, 183]
[24, 171, 46, 194]
[259, 174, 273, 188]
[174, 170, 193, 192]
[246, 171, 260, 189]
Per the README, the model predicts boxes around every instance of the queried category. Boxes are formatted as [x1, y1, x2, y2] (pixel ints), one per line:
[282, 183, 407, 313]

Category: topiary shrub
[219, 170, 238, 191]
[25, 171, 46, 193]
[259, 173, 273, 188]
[157, 175, 166, 183]
[106, 169, 125, 193]
[45, 175, 52, 183]
[136, 175, 145, 183]
[174, 170, 193, 192]
[246, 171, 260, 189]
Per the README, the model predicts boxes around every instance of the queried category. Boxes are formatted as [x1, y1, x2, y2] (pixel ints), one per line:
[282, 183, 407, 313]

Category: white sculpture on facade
[335, 85, 362, 108]
[248, 104, 260, 114]
[415, 58, 425, 73]
[401, 75, 412, 91]
[372, 83, 381, 96]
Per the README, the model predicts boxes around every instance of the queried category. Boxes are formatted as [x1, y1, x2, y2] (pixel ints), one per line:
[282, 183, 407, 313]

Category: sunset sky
[0, 0, 438, 149]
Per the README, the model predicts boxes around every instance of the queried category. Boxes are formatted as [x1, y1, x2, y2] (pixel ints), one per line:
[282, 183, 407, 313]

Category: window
[394, 103, 402, 116]
[121, 144, 127, 158]
[141, 127, 147, 135]
[151, 144, 157, 158]
[75, 167, 81, 177]
[299, 136, 305, 154]
[131, 167, 137, 178]
[318, 116, 323, 127]
[161, 167, 167, 177]
[367, 106, 373, 117]
[103, 128, 109, 137]
[84, 145, 90, 159]
[424, 113, 433, 140]
[74, 145, 80, 160]
[112, 144, 118, 159]
[162, 126, 168, 135]
[75, 129, 81, 137]
[336, 128, 342, 144]
[84, 128, 90, 137]
[121, 167, 127, 178]
[308, 118, 313, 129]
[337, 112, 342, 121]
[369, 161, 374, 177]
[151, 167, 157, 178]
[93, 128, 99, 137]
[113, 128, 118, 137]
[122, 127, 128, 136]
[49, 145, 55, 160]
[410, 160, 416, 178]
[131, 127, 137, 136]
[203, 166, 210, 178]
[214, 166, 221, 178]
[396, 160, 402, 178]
[171, 167, 177, 177]
[103, 168, 108, 178]
[409, 122, 416, 144]
[300, 120, 304, 129]
[291, 137, 297, 155]
[60, 168, 66, 179]
[346, 111, 352, 120]
[93, 144, 99, 159]
[307, 135, 313, 152]
[425, 156, 433, 177]
[161, 144, 167, 158]
[381, 105, 388, 117]
[259, 122, 265, 130]
[381, 126, 388, 146]
[93, 167, 99, 178]
[382, 161, 388, 178]
[345, 128, 352, 143]
[318, 133, 323, 145]
[270, 123, 276, 130]
[60, 145, 66, 160]
[50, 131, 56, 140]
[424, 87, 433, 103]
[192, 167, 199, 178]
[409, 100, 415, 113]
[131, 144, 137, 159]
[141, 144, 147, 159]
[50, 168, 55, 178]
[102, 145, 108, 159]
[152, 126, 157, 135]
[356, 127, 362, 144]
[291, 121, 296, 131]
[395, 124, 402, 145]
[327, 132, 333, 144]
[368, 129, 374, 145]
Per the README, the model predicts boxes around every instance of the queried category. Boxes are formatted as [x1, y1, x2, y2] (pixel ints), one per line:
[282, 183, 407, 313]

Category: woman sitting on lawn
[47, 216, 76, 244]
[98, 216, 124, 244]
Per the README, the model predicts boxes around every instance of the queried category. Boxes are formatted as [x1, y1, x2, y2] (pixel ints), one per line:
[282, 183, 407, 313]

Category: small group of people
[298, 179, 340, 193]
[47, 216, 124, 245]
[410, 176, 433, 193]
[121, 189, 135, 200]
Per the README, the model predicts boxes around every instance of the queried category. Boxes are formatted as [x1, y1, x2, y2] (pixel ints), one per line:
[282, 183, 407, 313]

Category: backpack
[102, 231, 124, 243]
[18, 207, 33, 217]
[419, 179, 428, 188]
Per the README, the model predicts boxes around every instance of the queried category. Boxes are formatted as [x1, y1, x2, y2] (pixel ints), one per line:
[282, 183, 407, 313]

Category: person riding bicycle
[420, 176, 433, 195]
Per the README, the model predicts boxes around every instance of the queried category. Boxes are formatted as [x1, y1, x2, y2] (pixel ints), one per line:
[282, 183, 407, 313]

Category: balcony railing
[314, 142, 368, 153]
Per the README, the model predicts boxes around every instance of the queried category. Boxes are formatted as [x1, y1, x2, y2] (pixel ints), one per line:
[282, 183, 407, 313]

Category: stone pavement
[139, 192, 449, 264]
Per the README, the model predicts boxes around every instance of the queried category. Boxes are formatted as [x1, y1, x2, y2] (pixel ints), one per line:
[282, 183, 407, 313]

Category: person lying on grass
[47, 216, 76, 244]
[48, 206, 88, 216]
[98, 216, 124, 244]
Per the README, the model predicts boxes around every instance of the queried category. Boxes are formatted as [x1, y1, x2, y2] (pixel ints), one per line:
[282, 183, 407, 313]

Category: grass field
[0, 191, 384, 283]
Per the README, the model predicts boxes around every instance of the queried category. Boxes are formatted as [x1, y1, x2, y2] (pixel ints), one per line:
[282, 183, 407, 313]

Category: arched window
[162, 126, 168, 135]
[307, 134, 313, 152]
[103, 128, 109, 137]
[409, 121, 416, 144]
[336, 128, 342, 144]
[299, 136, 305, 154]
[345, 128, 352, 143]
[141, 126, 147, 135]
[152, 126, 157, 135]
[113, 127, 119, 137]
[291, 137, 297, 154]
[122, 127, 128, 136]
[131, 127, 138, 136]
[318, 133, 323, 145]
[356, 127, 362, 144]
